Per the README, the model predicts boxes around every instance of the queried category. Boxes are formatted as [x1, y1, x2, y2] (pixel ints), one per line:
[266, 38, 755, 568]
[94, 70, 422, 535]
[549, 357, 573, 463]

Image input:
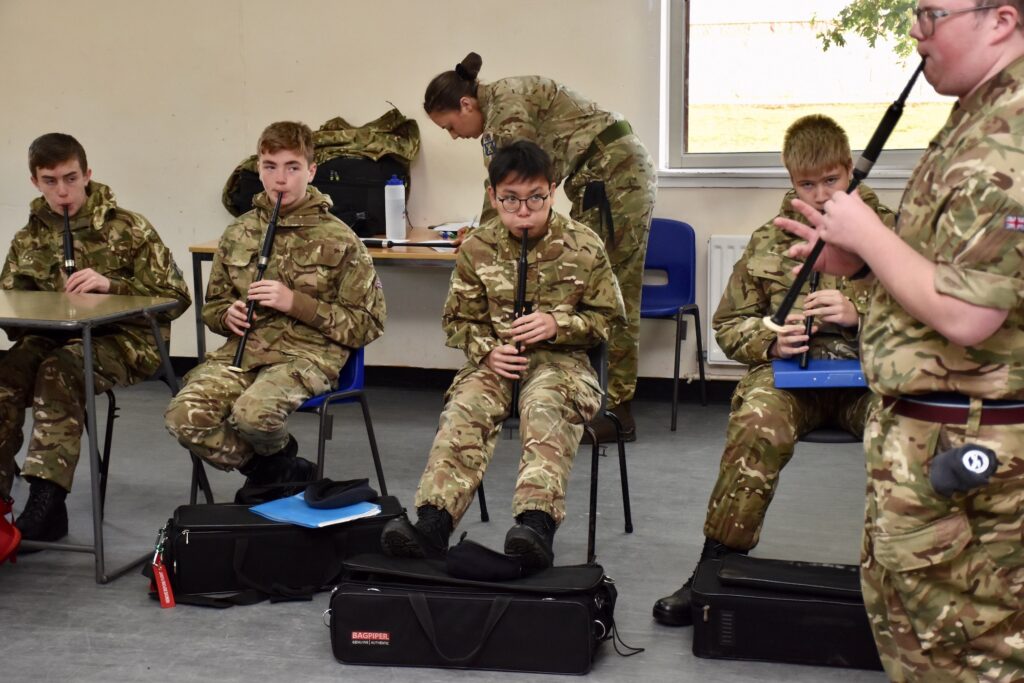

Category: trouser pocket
[873, 512, 1020, 650]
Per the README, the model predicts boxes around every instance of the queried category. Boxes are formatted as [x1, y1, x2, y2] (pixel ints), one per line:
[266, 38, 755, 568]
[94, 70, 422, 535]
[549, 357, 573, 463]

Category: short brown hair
[257, 121, 315, 163]
[28, 133, 88, 176]
[781, 115, 851, 176]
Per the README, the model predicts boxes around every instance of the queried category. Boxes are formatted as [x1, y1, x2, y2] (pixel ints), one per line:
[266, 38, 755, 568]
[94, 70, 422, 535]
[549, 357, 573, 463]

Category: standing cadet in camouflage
[422, 52, 655, 442]
[381, 141, 624, 571]
[779, 4, 1024, 679]
[165, 122, 385, 498]
[0, 133, 190, 543]
[653, 116, 893, 627]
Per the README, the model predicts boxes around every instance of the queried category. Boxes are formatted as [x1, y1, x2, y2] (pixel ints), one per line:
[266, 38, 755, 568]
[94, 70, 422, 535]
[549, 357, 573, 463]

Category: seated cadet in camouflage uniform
[381, 140, 624, 571]
[422, 51, 656, 443]
[653, 115, 893, 626]
[0, 133, 191, 543]
[165, 121, 385, 497]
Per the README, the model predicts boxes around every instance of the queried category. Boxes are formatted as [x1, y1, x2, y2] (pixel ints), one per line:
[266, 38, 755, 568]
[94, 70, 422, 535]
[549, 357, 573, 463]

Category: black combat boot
[504, 510, 557, 572]
[381, 504, 454, 559]
[234, 435, 314, 504]
[652, 537, 748, 627]
[15, 477, 69, 546]
[581, 401, 637, 445]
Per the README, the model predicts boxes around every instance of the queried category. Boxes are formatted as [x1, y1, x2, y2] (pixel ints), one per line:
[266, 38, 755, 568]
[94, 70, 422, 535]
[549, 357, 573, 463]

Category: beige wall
[0, 0, 902, 381]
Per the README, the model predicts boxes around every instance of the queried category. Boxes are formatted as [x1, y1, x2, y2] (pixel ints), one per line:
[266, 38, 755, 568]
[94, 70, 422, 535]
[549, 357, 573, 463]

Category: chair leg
[98, 390, 118, 521]
[189, 454, 214, 505]
[687, 306, 707, 407]
[314, 405, 331, 480]
[477, 481, 490, 522]
[672, 311, 684, 431]
[604, 410, 633, 534]
[587, 423, 600, 564]
[358, 396, 388, 496]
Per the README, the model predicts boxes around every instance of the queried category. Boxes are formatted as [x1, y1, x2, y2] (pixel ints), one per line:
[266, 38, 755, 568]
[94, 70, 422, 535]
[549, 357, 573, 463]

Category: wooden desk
[0, 291, 183, 583]
[188, 226, 456, 360]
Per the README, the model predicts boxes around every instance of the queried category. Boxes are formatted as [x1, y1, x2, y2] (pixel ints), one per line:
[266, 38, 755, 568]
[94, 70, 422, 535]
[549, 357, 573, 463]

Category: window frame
[658, 0, 923, 190]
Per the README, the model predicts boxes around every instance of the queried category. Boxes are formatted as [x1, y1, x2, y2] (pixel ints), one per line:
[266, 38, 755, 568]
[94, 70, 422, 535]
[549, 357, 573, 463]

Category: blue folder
[250, 493, 381, 529]
[772, 358, 866, 389]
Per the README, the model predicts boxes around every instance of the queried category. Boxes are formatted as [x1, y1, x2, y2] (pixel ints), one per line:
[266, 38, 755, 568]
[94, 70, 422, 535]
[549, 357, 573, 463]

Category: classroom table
[0, 291, 183, 583]
[188, 226, 457, 360]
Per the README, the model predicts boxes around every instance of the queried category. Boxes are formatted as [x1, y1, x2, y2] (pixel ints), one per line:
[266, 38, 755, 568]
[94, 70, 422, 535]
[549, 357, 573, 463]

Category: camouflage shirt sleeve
[443, 238, 502, 365]
[549, 236, 623, 346]
[103, 211, 191, 321]
[932, 178, 1024, 310]
[0, 233, 36, 291]
[712, 239, 777, 364]
[287, 238, 386, 348]
[202, 224, 246, 337]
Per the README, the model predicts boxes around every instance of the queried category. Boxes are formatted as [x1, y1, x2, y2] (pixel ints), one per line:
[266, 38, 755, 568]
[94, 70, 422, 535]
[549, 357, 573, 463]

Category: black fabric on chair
[799, 427, 860, 444]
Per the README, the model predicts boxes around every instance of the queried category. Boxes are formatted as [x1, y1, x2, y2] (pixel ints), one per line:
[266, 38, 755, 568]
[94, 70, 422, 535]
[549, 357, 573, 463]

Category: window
[660, 0, 953, 187]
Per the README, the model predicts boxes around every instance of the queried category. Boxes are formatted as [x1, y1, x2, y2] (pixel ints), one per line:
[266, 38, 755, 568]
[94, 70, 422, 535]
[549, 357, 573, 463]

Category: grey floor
[0, 380, 887, 683]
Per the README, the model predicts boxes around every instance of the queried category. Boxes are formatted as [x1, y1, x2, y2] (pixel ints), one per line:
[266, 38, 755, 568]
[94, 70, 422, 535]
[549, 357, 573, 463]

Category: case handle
[408, 593, 511, 665]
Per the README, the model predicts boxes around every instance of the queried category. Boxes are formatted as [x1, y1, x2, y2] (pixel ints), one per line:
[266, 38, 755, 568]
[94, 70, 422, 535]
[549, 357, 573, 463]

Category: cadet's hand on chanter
[247, 280, 294, 314]
[64, 268, 110, 294]
[803, 289, 858, 327]
[223, 300, 251, 337]
[486, 344, 529, 380]
[511, 311, 557, 346]
[774, 196, 868, 278]
[770, 314, 816, 359]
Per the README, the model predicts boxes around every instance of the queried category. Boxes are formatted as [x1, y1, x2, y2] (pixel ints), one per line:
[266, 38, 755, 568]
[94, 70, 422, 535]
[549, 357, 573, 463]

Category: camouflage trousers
[415, 350, 602, 527]
[567, 133, 656, 408]
[704, 363, 876, 550]
[164, 357, 330, 471]
[860, 405, 1024, 682]
[0, 333, 153, 494]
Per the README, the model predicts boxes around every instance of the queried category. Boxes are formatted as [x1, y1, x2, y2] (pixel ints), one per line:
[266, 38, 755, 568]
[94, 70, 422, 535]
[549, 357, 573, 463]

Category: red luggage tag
[150, 525, 175, 608]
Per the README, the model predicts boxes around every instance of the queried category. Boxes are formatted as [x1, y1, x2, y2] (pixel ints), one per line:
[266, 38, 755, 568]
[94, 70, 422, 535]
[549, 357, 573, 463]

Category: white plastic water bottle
[384, 175, 406, 240]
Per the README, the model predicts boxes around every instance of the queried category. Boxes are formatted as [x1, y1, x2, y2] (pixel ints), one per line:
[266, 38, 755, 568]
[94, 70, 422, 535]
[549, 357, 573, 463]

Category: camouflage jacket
[444, 210, 625, 366]
[713, 186, 894, 368]
[476, 76, 622, 221]
[1, 181, 190, 348]
[862, 56, 1024, 399]
[203, 187, 386, 381]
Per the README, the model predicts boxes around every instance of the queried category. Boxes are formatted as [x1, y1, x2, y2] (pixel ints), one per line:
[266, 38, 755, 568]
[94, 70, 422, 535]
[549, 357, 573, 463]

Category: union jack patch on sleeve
[1005, 216, 1024, 231]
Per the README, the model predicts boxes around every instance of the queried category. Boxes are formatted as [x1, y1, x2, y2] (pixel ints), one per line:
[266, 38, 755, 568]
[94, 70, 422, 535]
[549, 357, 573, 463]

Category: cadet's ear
[548, 182, 557, 203]
[460, 96, 476, 113]
[487, 184, 499, 210]
[307, 162, 317, 182]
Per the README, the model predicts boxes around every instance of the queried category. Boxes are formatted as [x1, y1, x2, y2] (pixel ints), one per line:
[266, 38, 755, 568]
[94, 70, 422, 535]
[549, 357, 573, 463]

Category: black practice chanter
[228, 192, 284, 372]
[509, 231, 533, 417]
[799, 272, 820, 369]
[62, 205, 76, 277]
[764, 59, 925, 333]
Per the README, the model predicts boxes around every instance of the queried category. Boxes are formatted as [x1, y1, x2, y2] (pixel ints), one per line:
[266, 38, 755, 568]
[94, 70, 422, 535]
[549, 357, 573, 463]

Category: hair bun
[455, 63, 472, 81]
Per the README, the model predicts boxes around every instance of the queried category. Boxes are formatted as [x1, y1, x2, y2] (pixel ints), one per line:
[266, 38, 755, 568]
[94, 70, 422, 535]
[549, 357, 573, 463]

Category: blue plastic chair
[640, 218, 707, 430]
[297, 347, 388, 495]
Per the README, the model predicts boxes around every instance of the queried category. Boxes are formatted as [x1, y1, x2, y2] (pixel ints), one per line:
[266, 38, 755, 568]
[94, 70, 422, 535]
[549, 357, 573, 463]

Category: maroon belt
[882, 395, 1024, 426]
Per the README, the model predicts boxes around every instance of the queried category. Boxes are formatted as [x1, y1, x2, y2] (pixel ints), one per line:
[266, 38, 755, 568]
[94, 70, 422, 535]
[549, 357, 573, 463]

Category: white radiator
[706, 235, 751, 365]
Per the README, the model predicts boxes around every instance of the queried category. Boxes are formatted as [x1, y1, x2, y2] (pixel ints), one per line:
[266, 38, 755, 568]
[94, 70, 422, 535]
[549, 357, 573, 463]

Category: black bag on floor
[690, 554, 883, 670]
[146, 496, 402, 607]
[327, 553, 636, 674]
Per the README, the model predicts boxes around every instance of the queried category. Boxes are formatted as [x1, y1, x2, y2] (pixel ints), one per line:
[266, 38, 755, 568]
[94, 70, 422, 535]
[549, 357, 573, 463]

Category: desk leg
[81, 326, 106, 583]
[192, 251, 206, 362]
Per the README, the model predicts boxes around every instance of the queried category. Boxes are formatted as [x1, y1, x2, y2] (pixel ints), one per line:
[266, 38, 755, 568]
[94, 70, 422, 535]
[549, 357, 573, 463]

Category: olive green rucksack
[222, 108, 420, 237]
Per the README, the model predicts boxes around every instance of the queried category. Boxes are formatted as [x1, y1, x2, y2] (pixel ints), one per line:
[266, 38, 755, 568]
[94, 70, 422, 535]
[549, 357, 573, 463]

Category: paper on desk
[431, 217, 479, 232]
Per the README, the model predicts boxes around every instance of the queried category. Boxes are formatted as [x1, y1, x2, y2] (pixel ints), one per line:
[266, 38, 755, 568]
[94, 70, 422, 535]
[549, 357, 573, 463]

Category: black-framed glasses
[913, 5, 997, 38]
[498, 193, 549, 213]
